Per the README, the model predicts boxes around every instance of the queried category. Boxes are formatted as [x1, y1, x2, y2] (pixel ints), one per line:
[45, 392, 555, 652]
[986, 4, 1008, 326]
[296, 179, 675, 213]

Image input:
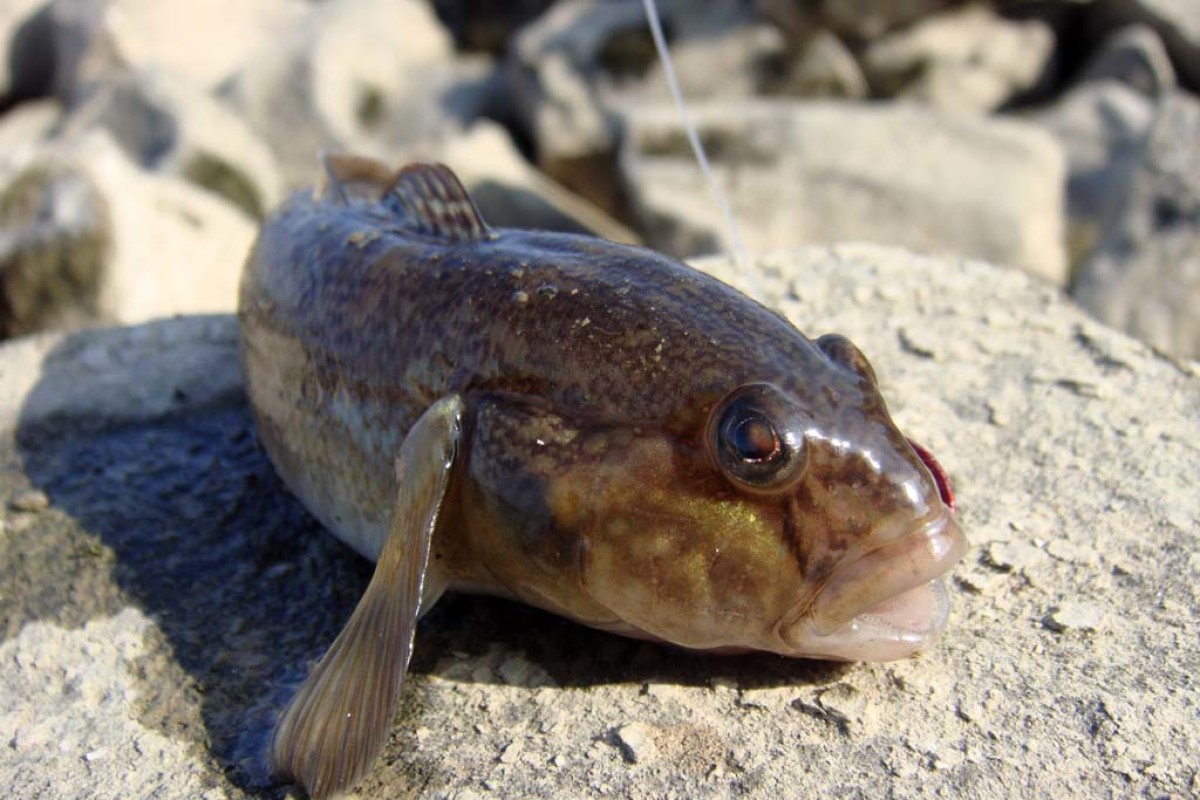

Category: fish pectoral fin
[270, 395, 465, 799]
[381, 163, 492, 243]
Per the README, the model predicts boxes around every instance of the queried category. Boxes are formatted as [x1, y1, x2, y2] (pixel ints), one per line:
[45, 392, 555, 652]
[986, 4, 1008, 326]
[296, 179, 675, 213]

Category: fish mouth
[781, 512, 967, 661]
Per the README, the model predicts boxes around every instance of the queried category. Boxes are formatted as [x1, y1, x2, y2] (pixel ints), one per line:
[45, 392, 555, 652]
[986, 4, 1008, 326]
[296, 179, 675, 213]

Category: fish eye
[708, 383, 809, 494]
[816, 334, 877, 385]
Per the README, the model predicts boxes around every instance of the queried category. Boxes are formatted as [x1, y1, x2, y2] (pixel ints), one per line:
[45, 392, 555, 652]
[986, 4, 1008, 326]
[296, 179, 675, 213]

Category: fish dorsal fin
[382, 163, 491, 243]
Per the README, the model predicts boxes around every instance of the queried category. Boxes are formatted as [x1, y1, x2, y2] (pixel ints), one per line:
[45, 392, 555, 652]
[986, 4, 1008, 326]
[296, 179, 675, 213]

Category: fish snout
[779, 511, 967, 661]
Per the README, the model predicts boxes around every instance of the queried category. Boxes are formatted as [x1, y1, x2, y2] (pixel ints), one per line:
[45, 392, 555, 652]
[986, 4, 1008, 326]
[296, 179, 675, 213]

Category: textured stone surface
[1, 245, 1196, 799]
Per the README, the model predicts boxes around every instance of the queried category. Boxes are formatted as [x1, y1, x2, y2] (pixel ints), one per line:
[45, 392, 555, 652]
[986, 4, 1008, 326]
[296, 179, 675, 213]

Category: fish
[237, 157, 967, 799]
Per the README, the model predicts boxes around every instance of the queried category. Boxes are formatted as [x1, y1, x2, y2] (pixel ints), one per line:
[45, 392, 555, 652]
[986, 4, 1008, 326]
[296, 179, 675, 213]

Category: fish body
[238, 160, 966, 798]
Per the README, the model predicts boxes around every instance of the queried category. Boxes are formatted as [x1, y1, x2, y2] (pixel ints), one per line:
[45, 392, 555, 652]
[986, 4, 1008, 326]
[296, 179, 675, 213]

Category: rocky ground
[1, 248, 1197, 799]
[0, 2, 1198, 799]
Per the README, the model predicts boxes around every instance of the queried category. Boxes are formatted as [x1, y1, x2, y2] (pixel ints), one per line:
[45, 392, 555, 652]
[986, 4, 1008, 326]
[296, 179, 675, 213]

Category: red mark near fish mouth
[907, 438, 956, 514]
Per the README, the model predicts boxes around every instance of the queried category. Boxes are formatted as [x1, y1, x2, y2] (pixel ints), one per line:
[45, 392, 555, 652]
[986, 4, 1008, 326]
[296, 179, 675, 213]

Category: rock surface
[1, 245, 1197, 799]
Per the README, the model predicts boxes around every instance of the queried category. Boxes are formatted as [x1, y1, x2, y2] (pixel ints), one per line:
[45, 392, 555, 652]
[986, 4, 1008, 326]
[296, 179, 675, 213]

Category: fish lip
[804, 511, 967, 640]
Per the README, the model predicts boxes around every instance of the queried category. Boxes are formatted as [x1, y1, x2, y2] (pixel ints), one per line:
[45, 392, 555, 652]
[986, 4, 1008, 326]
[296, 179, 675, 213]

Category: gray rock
[622, 100, 1068, 285]
[61, 69, 283, 219]
[1080, 23, 1177, 95]
[1031, 80, 1156, 266]
[1072, 89, 1200, 358]
[1, 244, 1197, 798]
[1082, 0, 1200, 90]
[0, 131, 253, 338]
[0, 0, 53, 101]
[862, 4, 1056, 113]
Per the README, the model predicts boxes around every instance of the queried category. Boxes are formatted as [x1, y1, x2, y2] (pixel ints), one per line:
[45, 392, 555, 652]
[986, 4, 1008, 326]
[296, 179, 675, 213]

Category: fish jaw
[777, 510, 967, 661]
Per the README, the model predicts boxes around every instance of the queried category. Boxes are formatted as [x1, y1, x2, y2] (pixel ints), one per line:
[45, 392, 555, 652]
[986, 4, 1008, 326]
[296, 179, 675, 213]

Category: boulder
[39, 0, 306, 100]
[1071, 89, 1200, 359]
[0, 131, 253, 338]
[862, 4, 1056, 113]
[61, 69, 283, 219]
[622, 100, 1068, 285]
[1, 244, 1196, 799]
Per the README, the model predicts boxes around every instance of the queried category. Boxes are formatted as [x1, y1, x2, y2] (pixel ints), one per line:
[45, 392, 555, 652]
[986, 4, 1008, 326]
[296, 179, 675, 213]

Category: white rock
[0, 609, 217, 800]
[623, 100, 1068, 284]
[505, 0, 772, 208]
[0, 131, 253, 335]
[61, 69, 283, 218]
[222, 0, 462, 190]
[0, 100, 62, 165]
[863, 4, 1055, 113]
[53, 0, 307, 95]
[613, 722, 658, 764]
[1044, 602, 1106, 632]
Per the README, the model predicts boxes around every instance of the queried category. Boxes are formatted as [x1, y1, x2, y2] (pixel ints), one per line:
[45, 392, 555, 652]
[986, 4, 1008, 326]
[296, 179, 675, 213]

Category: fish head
[574, 333, 966, 662]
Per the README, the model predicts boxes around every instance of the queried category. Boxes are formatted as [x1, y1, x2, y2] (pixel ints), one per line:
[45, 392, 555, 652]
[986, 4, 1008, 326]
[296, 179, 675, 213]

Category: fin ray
[381, 163, 491, 242]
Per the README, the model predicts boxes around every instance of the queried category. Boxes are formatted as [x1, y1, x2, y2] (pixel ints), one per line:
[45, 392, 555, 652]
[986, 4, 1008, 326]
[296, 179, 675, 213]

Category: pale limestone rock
[623, 100, 1068, 285]
[62, 69, 283, 218]
[863, 4, 1055, 113]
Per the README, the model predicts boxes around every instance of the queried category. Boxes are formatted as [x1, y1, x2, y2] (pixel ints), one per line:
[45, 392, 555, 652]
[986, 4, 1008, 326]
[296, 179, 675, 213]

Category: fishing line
[640, 0, 760, 302]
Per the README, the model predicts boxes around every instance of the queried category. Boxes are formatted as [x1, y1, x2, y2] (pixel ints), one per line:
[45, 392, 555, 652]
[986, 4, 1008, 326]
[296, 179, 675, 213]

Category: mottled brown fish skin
[240, 188, 957, 657]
